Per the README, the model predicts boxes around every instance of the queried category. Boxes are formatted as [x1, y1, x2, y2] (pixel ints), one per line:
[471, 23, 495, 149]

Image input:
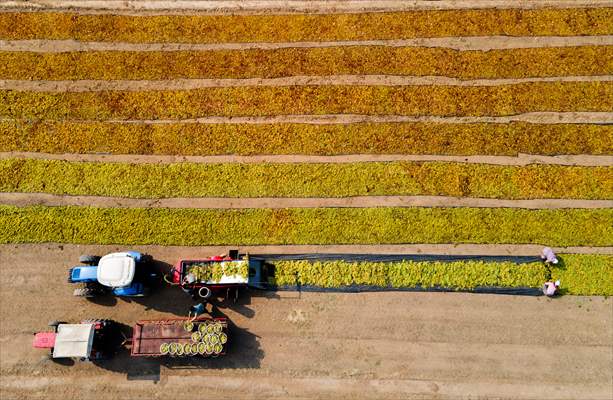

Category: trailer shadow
[92, 311, 264, 381]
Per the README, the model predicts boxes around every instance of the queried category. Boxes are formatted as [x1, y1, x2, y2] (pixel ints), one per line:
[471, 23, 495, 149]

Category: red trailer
[131, 317, 228, 357]
[169, 250, 267, 299]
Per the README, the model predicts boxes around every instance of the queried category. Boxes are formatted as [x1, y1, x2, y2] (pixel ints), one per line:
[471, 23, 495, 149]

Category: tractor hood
[97, 252, 135, 288]
[52, 323, 95, 359]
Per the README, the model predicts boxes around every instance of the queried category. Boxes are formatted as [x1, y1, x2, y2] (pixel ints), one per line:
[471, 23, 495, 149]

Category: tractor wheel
[79, 255, 100, 265]
[73, 287, 96, 298]
[48, 320, 67, 328]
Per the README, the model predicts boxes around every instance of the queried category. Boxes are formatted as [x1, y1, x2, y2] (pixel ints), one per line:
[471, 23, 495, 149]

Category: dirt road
[1, 244, 611, 399]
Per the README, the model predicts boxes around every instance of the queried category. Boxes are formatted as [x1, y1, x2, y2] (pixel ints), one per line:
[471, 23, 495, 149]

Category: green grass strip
[1, 9, 611, 43]
[0, 205, 610, 246]
[269, 255, 613, 296]
[2, 158, 611, 200]
[3, 46, 612, 80]
[2, 120, 611, 156]
[2, 82, 610, 120]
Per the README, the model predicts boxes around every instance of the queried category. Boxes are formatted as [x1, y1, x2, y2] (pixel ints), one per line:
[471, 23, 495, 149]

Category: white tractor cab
[68, 251, 159, 297]
[33, 320, 123, 362]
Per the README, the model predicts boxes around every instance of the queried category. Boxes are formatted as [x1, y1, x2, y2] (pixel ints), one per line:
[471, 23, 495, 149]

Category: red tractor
[33, 317, 229, 361]
[33, 319, 124, 362]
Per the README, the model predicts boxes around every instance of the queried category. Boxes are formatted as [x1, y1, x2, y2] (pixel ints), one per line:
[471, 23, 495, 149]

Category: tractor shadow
[127, 284, 258, 319]
[93, 310, 263, 381]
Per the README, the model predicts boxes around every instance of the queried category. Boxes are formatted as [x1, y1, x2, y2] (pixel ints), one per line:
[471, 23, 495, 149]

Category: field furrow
[1, 8, 611, 43]
[2, 46, 612, 80]
[3, 120, 610, 156]
[3, 36, 613, 52]
[2, 82, 611, 119]
[3, 76, 612, 92]
[1, 158, 611, 200]
[1, 205, 611, 246]
[2, 192, 611, 210]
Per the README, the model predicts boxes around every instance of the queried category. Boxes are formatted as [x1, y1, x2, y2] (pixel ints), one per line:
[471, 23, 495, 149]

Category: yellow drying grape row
[1, 82, 611, 119]
[2, 46, 612, 80]
[1, 158, 611, 200]
[269, 255, 613, 296]
[1, 120, 611, 156]
[0, 8, 611, 43]
[0, 205, 611, 247]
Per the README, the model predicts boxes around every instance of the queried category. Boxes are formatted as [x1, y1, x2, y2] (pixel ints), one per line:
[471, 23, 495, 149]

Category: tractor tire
[48, 320, 67, 328]
[79, 255, 101, 265]
[73, 287, 96, 298]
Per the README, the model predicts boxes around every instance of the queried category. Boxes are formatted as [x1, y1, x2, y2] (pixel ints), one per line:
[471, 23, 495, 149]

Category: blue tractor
[68, 251, 160, 297]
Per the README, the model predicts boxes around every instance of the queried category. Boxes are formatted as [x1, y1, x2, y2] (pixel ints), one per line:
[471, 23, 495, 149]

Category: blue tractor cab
[68, 251, 159, 297]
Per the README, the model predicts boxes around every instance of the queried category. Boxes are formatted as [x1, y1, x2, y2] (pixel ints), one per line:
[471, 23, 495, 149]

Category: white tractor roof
[97, 252, 135, 288]
[53, 324, 95, 358]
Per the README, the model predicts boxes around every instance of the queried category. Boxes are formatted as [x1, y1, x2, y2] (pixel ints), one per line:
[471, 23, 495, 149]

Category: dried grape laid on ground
[2, 82, 610, 119]
[1, 8, 611, 43]
[1, 205, 611, 246]
[2, 46, 612, 80]
[2, 120, 611, 156]
[268, 256, 613, 296]
[1, 158, 611, 200]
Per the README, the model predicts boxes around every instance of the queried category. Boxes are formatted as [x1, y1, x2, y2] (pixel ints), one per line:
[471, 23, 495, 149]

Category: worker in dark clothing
[189, 303, 207, 318]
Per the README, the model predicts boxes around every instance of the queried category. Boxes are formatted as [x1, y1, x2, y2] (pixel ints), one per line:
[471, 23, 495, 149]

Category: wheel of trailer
[48, 320, 66, 328]
[198, 286, 212, 300]
[73, 287, 96, 298]
[79, 255, 101, 265]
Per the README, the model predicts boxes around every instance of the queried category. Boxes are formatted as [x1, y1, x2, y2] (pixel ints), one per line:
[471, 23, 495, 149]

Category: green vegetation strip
[270, 254, 613, 296]
[2, 82, 610, 119]
[2, 120, 611, 156]
[1, 9, 611, 43]
[0, 205, 611, 246]
[2, 159, 611, 200]
[3, 46, 612, 80]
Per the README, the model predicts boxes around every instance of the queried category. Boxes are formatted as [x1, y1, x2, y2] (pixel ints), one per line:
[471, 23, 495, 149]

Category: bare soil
[3, 36, 613, 52]
[1, 0, 611, 14]
[2, 75, 611, 92]
[0, 244, 611, 399]
[1, 192, 612, 211]
[3, 151, 612, 166]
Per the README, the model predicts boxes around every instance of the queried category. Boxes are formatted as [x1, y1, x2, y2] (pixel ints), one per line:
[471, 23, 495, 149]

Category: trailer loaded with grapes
[169, 249, 269, 300]
[131, 317, 228, 357]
